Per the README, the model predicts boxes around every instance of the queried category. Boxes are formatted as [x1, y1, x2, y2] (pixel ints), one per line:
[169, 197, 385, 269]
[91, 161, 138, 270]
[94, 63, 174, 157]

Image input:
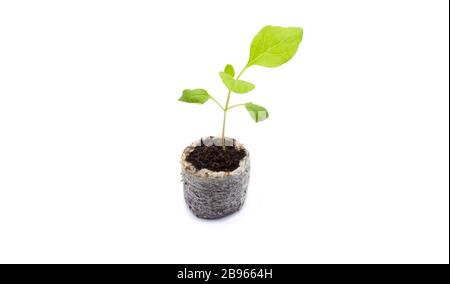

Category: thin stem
[221, 90, 231, 150]
[209, 95, 225, 110]
[220, 65, 249, 150]
[228, 103, 249, 110]
[235, 66, 247, 80]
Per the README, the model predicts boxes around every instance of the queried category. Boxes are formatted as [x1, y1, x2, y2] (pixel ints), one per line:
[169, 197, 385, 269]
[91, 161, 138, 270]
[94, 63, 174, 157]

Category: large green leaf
[178, 89, 210, 104]
[219, 71, 255, 94]
[245, 103, 269, 122]
[247, 25, 303, 68]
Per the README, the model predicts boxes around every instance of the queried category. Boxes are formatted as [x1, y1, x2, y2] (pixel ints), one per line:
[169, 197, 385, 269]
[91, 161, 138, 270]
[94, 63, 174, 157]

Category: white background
[0, 0, 448, 264]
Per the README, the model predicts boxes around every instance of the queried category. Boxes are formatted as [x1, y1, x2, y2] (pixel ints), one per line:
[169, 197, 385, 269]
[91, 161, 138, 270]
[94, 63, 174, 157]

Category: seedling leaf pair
[219, 71, 255, 94]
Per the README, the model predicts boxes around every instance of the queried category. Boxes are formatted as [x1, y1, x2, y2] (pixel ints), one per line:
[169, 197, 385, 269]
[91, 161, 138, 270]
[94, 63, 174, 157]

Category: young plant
[179, 25, 303, 150]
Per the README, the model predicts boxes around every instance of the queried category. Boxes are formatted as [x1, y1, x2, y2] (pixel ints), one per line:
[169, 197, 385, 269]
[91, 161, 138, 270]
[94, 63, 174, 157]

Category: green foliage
[179, 25, 303, 149]
[178, 89, 210, 104]
[245, 103, 269, 122]
[219, 72, 255, 94]
[247, 26, 303, 68]
[224, 64, 235, 77]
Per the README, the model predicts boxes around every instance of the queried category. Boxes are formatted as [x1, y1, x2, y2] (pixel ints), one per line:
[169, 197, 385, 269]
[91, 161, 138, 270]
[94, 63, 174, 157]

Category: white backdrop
[0, 0, 448, 264]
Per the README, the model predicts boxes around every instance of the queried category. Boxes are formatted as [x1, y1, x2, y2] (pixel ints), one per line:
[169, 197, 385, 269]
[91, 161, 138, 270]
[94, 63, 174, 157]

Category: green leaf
[247, 25, 303, 68]
[219, 72, 255, 94]
[178, 89, 210, 104]
[245, 103, 269, 122]
[224, 64, 235, 77]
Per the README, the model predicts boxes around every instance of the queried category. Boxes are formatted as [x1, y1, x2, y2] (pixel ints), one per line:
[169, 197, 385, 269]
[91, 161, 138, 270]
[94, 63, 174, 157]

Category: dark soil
[186, 143, 246, 172]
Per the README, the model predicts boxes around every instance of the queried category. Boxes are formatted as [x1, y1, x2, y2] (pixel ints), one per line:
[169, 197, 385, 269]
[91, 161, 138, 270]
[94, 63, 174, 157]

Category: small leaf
[247, 25, 303, 68]
[219, 72, 255, 94]
[245, 103, 269, 122]
[178, 89, 210, 104]
[224, 64, 235, 77]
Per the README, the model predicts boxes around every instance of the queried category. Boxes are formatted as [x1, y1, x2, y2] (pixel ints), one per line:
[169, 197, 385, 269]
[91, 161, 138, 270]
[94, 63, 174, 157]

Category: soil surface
[186, 143, 246, 172]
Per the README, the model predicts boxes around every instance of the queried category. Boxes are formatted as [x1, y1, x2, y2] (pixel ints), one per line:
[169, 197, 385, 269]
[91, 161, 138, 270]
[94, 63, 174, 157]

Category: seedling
[179, 25, 303, 150]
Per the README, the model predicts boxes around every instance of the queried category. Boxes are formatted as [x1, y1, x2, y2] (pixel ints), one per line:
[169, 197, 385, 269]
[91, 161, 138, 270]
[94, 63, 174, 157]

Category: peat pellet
[181, 136, 250, 219]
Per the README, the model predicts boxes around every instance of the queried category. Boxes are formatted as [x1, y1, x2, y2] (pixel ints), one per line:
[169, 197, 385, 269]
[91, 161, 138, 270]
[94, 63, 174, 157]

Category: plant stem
[221, 66, 248, 150]
[237, 67, 247, 80]
[221, 90, 231, 150]
[209, 95, 225, 110]
[228, 103, 249, 109]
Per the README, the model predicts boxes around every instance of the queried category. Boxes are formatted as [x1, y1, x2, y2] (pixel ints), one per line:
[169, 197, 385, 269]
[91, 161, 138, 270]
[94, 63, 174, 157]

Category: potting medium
[181, 136, 250, 219]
